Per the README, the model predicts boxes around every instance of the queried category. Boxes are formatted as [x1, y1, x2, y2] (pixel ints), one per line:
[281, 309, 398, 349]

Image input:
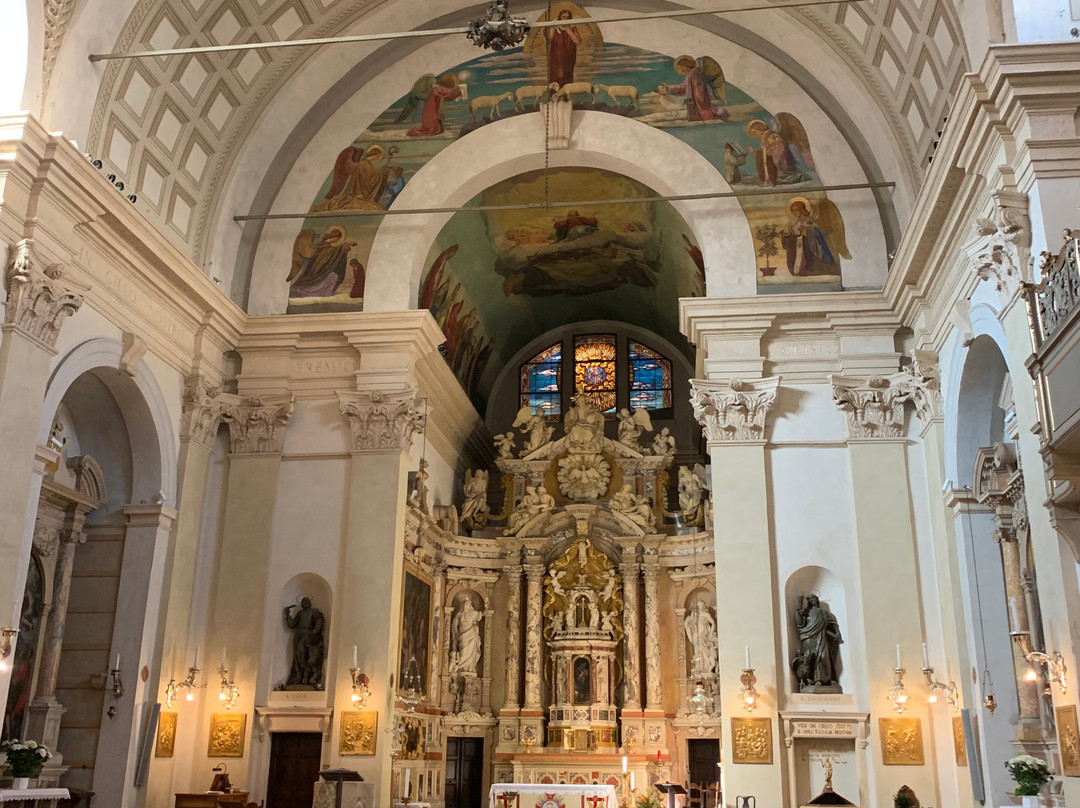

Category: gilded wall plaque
[951, 715, 967, 767]
[731, 717, 772, 764]
[879, 717, 924, 765]
[208, 713, 247, 758]
[155, 711, 177, 758]
[340, 710, 378, 756]
[1056, 705, 1080, 776]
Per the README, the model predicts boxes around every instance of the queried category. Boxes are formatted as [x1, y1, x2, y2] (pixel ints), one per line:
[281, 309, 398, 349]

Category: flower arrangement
[636, 793, 661, 808]
[1, 739, 52, 778]
[1005, 755, 1052, 796]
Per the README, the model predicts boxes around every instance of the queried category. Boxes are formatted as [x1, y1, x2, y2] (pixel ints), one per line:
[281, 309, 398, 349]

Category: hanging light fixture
[887, 644, 909, 714]
[400, 656, 423, 713]
[689, 681, 711, 720]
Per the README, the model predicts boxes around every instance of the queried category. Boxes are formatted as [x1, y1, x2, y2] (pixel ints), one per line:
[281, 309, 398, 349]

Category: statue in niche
[616, 408, 652, 452]
[448, 595, 484, 677]
[792, 594, 843, 692]
[678, 465, 707, 527]
[610, 484, 654, 530]
[683, 600, 718, 677]
[283, 596, 326, 689]
[460, 469, 491, 530]
[513, 406, 554, 454]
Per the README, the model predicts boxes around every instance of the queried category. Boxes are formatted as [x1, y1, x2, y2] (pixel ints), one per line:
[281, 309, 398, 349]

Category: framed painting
[1057, 705, 1080, 776]
[208, 713, 247, 758]
[399, 565, 433, 696]
[155, 711, 177, 757]
[731, 718, 772, 764]
[340, 710, 378, 756]
[879, 718, 924, 765]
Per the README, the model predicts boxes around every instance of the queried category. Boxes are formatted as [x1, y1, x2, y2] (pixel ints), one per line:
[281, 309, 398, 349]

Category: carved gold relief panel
[731, 718, 772, 764]
[1057, 705, 1080, 777]
[208, 713, 247, 758]
[340, 710, 378, 756]
[155, 711, 177, 758]
[879, 718, 923, 765]
[951, 715, 967, 767]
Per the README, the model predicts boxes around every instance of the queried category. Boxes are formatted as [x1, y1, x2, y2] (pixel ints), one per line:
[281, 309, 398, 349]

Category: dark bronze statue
[284, 597, 326, 689]
[792, 594, 843, 693]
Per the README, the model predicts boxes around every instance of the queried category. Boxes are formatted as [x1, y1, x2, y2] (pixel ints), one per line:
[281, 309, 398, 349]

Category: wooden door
[445, 736, 484, 808]
[687, 738, 720, 807]
[266, 732, 323, 808]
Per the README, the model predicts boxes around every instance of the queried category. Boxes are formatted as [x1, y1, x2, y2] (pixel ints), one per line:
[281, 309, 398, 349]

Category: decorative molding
[41, 0, 80, 109]
[972, 190, 1032, 306]
[688, 376, 781, 443]
[899, 349, 942, 424]
[221, 394, 294, 455]
[3, 239, 85, 351]
[337, 389, 426, 454]
[180, 374, 226, 448]
[120, 332, 148, 376]
[830, 374, 907, 439]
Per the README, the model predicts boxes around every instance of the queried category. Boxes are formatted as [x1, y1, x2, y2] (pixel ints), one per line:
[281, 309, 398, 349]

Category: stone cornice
[337, 389, 426, 455]
[689, 376, 781, 444]
[3, 239, 85, 351]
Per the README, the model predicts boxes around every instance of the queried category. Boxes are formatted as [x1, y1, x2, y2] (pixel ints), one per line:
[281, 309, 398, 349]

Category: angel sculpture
[610, 484, 654, 530]
[513, 405, 554, 454]
[459, 469, 491, 531]
[652, 427, 676, 459]
[505, 484, 555, 535]
[616, 407, 653, 452]
[494, 431, 516, 459]
[746, 114, 816, 186]
[782, 197, 851, 277]
[678, 464, 707, 527]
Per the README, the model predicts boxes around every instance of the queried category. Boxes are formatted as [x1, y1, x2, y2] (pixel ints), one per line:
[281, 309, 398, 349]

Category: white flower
[26, 741, 37, 749]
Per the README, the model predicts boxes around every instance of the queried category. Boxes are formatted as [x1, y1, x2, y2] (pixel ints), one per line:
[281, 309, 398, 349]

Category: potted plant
[1005, 755, 1052, 807]
[893, 791, 915, 808]
[1, 738, 52, 789]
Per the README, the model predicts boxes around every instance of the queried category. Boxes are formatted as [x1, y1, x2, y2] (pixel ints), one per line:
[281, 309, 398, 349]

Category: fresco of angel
[782, 197, 850, 277]
[746, 114, 816, 186]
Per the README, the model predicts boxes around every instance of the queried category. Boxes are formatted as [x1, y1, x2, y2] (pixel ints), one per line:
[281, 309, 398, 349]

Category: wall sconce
[109, 653, 124, 699]
[1012, 631, 1068, 695]
[738, 647, 758, 712]
[887, 645, 909, 714]
[921, 643, 958, 712]
[0, 628, 18, 672]
[349, 645, 370, 705]
[165, 647, 203, 708]
[216, 648, 240, 709]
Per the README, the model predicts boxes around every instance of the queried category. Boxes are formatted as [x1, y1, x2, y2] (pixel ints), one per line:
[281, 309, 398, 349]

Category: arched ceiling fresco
[286, 22, 854, 315]
[415, 166, 704, 409]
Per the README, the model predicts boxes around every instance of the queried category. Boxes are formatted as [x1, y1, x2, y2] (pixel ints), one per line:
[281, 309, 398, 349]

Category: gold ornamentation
[155, 711, 177, 757]
[879, 718, 924, 765]
[731, 717, 772, 764]
[1057, 705, 1080, 776]
[208, 713, 247, 758]
[951, 715, 967, 767]
[340, 710, 378, 756]
[543, 536, 623, 641]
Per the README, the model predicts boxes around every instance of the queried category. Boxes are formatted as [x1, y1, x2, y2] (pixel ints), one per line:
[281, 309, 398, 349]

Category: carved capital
[3, 239, 85, 350]
[896, 349, 943, 424]
[336, 389, 426, 454]
[221, 394, 294, 455]
[180, 374, 226, 448]
[689, 376, 781, 443]
[830, 374, 906, 439]
[971, 191, 1032, 305]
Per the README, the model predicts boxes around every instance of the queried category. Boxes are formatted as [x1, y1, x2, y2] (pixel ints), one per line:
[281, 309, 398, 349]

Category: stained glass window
[520, 343, 562, 418]
[574, 335, 617, 414]
[629, 341, 672, 411]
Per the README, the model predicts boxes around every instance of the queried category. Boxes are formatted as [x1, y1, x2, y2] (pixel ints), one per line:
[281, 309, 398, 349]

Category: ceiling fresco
[286, 3, 855, 312]
[417, 166, 703, 409]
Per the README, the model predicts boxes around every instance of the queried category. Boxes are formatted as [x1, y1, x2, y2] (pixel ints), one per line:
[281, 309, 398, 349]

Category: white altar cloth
[0, 788, 70, 802]
[490, 783, 618, 808]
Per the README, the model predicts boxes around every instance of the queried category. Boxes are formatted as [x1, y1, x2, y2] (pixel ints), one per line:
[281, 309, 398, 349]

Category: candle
[622, 756, 628, 773]
[745, 645, 751, 669]
[222, 647, 227, 669]
[895, 644, 901, 669]
[657, 749, 661, 762]
[921, 642, 929, 670]
[404, 769, 411, 799]
[630, 773, 635, 791]
[353, 645, 358, 669]
[194, 647, 200, 669]
[115, 653, 120, 670]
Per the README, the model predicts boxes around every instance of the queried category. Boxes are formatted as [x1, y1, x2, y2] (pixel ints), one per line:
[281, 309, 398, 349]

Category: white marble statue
[595, 658, 609, 703]
[449, 596, 484, 677]
[460, 469, 491, 530]
[678, 464, 707, 526]
[564, 395, 605, 454]
[505, 484, 555, 534]
[610, 484, 655, 529]
[513, 406, 553, 454]
[556, 655, 568, 702]
[652, 426, 676, 459]
[494, 431, 516, 459]
[684, 600, 718, 676]
[616, 407, 653, 451]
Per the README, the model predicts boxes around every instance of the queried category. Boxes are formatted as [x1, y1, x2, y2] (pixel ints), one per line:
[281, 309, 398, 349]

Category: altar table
[0, 788, 69, 807]
[490, 783, 618, 808]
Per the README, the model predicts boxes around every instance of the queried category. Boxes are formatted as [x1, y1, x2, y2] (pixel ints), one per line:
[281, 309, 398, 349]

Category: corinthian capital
[831, 375, 906, 439]
[896, 349, 943, 424]
[337, 389, 426, 454]
[3, 239, 85, 350]
[971, 191, 1032, 305]
[689, 376, 781, 443]
[180, 374, 225, 448]
[221, 394, 294, 454]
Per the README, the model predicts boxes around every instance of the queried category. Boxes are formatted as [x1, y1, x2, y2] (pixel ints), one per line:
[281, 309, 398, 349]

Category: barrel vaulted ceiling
[64, 0, 967, 272]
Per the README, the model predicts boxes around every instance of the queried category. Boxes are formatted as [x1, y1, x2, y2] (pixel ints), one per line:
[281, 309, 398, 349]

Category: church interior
[1, 0, 1080, 806]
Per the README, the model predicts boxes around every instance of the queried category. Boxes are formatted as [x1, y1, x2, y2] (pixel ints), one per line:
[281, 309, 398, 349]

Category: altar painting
[399, 568, 433, 695]
[287, 5, 850, 311]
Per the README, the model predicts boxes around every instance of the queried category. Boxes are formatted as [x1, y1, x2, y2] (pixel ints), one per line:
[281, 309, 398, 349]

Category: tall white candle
[353, 645, 358, 669]
[921, 643, 929, 669]
[622, 755, 628, 773]
[404, 768, 411, 799]
[222, 647, 227, 669]
[745, 645, 750, 669]
[630, 773, 635, 791]
[895, 644, 901, 669]
[115, 653, 120, 670]
[194, 647, 200, 669]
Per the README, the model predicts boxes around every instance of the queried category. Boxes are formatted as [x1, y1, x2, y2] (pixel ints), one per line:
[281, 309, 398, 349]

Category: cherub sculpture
[616, 407, 653, 452]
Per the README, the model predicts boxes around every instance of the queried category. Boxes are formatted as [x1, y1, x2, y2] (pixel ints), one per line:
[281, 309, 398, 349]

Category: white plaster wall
[1007, 0, 1077, 42]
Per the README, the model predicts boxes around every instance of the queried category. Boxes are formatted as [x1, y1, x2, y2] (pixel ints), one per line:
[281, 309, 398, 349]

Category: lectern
[655, 782, 686, 808]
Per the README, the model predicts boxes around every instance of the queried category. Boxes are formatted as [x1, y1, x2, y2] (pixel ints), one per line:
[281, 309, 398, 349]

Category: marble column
[642, 557, 662, 710]
[0, 240, 83, 727]
[523, 562, 545, 710]
[690, 376, 782, 806]
[619, 558, 641, 710]
[503, 563, 523, 710]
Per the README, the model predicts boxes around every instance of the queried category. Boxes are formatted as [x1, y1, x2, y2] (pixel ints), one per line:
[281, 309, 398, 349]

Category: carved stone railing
[1025, 230, 1080, 348]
